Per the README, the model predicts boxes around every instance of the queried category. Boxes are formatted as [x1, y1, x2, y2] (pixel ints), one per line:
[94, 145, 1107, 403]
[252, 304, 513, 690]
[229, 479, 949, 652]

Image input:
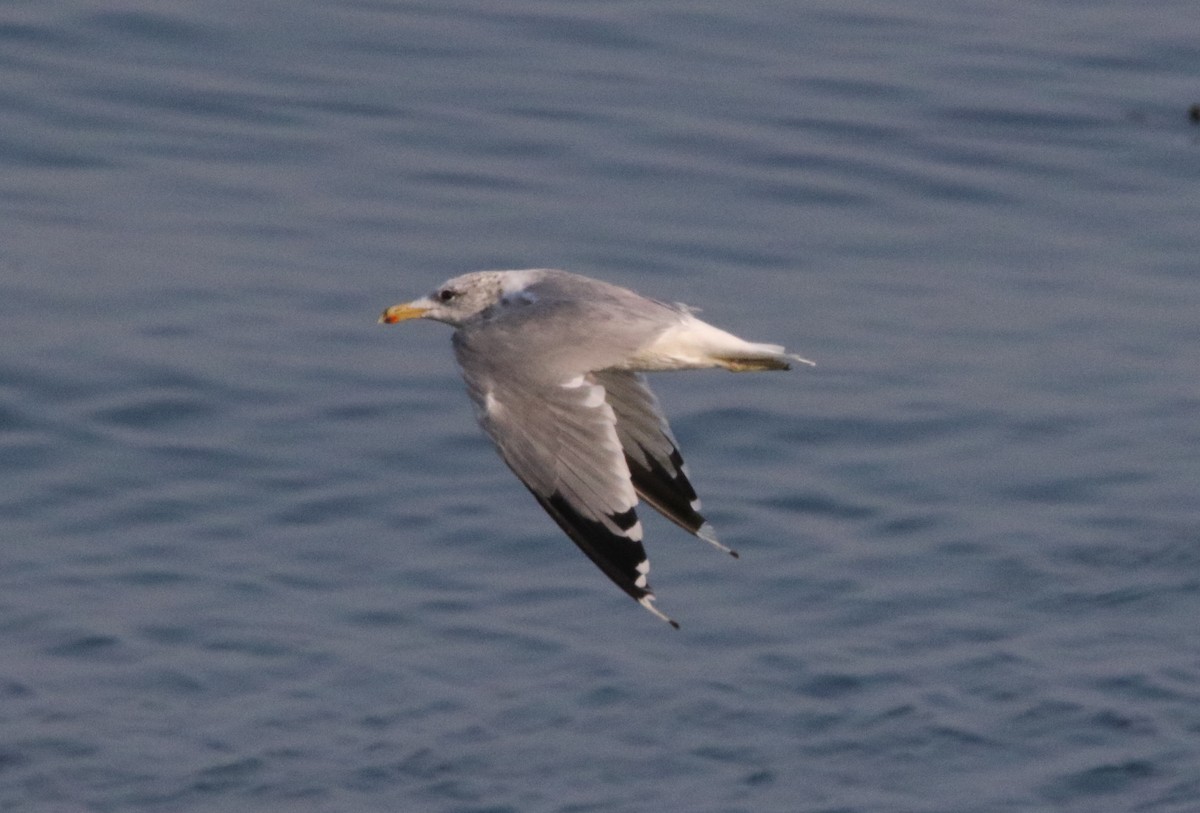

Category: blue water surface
[3, 1, 1199, 811]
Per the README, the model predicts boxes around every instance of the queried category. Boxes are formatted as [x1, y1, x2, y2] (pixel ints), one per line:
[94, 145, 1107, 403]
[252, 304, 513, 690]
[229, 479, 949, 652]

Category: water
[3, 1, 1199, 810]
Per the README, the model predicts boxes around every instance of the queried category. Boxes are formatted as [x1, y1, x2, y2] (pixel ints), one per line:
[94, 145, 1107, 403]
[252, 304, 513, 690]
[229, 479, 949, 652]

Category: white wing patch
[484, 389, 503, 416]
[634, 558, 650, 589]
[560, 375, 607, 409]
[638, 594, 677, 628]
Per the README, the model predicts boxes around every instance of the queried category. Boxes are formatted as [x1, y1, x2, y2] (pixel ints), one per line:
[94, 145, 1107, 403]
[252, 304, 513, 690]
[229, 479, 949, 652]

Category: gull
[380, 268, 812, 628]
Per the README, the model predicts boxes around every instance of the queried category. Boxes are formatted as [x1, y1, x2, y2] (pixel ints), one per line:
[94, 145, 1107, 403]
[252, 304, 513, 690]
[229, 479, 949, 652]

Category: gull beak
[379, 301, 430, 324]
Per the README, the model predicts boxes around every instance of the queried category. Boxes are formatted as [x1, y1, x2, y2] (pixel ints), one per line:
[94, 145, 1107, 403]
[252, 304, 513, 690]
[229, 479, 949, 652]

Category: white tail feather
[630, 314, 811, 372]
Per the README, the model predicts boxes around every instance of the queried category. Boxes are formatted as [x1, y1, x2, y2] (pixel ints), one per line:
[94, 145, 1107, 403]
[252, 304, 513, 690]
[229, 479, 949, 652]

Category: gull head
[380, 270, 527, 328]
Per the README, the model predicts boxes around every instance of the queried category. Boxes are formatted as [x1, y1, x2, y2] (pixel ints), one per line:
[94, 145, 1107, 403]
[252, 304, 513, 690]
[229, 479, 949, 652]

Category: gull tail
[706, 333, 815, 373]
[635, 314, 815, 372]
[713, 350, 815, 372]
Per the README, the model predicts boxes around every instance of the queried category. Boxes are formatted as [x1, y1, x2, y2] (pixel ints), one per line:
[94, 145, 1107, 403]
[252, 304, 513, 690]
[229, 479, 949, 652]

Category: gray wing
[453, 348, 677, 627]
[593, 371, 736, 557]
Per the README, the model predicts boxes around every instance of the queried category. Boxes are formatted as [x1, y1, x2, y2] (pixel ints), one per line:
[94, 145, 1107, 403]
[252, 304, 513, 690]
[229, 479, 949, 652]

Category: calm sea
[3, 1, 1199, 811]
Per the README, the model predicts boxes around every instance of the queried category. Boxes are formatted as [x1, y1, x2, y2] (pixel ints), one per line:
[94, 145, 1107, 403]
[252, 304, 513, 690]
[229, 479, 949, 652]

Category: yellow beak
[379, 302, 430, 324]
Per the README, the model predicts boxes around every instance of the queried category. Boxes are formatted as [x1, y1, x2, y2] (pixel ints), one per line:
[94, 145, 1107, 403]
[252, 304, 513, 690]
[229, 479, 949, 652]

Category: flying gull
[380, 268, 812, 627]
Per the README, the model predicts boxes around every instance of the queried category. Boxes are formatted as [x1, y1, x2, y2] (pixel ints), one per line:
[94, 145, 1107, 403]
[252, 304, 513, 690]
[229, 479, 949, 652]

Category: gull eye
[437, 288, 458, 304]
